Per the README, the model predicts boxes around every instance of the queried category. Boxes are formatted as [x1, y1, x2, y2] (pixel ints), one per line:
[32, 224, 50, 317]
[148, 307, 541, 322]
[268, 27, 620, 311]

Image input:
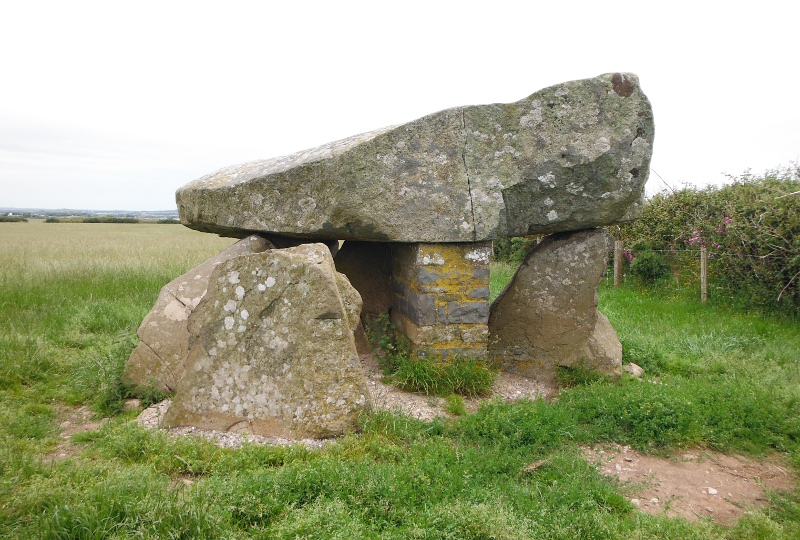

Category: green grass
[489, 260, 518, 301]
[366, 314, 497, 397]
[1, 224, 799, 538]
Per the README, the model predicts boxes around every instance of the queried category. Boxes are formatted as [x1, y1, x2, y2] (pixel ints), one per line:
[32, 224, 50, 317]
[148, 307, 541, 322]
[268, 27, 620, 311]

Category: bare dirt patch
[583, 444, 796, 525]
[48, 404, 107, 460]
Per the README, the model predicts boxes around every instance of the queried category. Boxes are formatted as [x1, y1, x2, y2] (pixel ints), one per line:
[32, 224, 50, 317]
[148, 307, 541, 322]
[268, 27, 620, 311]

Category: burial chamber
[124, 73, 653, 437]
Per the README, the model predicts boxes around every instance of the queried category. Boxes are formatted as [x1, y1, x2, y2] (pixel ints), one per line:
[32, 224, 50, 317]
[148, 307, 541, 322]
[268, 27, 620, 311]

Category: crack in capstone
[461, 110, 477, 241]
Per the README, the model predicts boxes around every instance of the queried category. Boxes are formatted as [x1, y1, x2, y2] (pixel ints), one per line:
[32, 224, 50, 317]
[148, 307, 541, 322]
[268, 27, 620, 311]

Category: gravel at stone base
[136, 353, 553, 449]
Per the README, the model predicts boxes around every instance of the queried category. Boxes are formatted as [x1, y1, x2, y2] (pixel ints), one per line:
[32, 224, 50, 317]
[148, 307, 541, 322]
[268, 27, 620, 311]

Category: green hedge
[616, 164, 800, 315]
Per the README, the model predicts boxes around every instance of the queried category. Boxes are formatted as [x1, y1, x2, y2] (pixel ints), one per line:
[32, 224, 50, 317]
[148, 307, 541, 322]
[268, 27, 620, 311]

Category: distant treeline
[44, 217, 181, 224]
[0, 216, 28, 222]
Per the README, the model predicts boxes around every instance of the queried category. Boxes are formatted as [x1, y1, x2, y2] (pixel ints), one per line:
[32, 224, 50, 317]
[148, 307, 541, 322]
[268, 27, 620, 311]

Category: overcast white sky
[1, 1, 798, 210]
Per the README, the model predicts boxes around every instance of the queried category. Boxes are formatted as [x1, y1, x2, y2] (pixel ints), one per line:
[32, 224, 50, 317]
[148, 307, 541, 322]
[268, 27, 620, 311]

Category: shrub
[630, 251, 670, 283]
[492, 236, 538, 263]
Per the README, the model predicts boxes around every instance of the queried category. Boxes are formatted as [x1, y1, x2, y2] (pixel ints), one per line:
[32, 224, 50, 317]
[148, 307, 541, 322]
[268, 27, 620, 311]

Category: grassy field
[1, 221, 800, 538]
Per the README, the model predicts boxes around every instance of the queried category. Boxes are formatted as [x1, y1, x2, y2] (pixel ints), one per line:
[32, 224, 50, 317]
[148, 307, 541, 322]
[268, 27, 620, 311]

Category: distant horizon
[1, 206, 178, 214]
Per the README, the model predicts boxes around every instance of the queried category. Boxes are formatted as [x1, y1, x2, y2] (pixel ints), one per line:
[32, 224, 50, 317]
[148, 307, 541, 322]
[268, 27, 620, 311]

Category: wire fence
[608, 242, 728, 302]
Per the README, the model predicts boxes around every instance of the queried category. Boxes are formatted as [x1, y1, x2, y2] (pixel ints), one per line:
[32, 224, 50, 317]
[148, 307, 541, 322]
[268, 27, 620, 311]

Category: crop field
[1, 221, 800, 538]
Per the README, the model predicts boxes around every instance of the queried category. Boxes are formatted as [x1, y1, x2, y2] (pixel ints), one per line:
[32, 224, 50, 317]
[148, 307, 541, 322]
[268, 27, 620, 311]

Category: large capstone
[177, 73, 653, 242]
[123, 235, 273, 394]
[162, 243, 370, 438]
[488, 229, 622, 383]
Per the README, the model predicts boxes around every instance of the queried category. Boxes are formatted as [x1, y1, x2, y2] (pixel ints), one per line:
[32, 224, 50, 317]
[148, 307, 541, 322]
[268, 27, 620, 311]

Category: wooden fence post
[700, 246, 708, 303]
[614, 240, 623, 288]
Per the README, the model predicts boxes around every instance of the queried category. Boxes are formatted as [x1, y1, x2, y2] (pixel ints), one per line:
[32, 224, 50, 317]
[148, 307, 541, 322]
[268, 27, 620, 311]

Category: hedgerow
[615, 163, 800, 315]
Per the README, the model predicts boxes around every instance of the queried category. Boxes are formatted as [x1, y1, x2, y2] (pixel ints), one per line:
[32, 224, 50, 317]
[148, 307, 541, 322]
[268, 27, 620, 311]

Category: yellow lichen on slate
[390, 242, 491, 356]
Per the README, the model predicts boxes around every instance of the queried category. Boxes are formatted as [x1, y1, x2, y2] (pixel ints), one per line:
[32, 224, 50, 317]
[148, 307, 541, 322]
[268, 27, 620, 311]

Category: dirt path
[583, 444, 795, 525]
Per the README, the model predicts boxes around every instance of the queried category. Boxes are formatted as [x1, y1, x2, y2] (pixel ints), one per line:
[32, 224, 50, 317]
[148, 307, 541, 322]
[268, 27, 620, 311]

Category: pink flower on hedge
[716, 217, 733, 233]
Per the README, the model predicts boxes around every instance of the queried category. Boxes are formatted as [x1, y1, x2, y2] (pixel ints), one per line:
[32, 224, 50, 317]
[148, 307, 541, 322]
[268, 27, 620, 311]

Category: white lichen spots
[566, 182, 584, 195]
[543, 197, 554, 207]
[298, 197, 317, 212]
[519, 101, 543, 127]
[555, 86, 570, 97]
[472, 130, 489, 140]
[266, 276, 276, 288]
[240, 309, 249, 320]
[223, 299, 237, 312]
[493, 146, 522, 159]
[421, 253, 446, 266]
[235, 286, 245, 300]
[257, 283, 266, 292]
[538, 172, 557, 188]
[268, 336, 288, 352]
[237, 325, 247, 333]
[433, 152, 449, 165]
[464, 247, 492, 263]
[460, 220, 472, 233]
[594, 137, 611, 154]
[227, 271, 240, 285]
[547, 210, 559, 221]
[224, 316, 235, 330]
[377, 152, 400, 168]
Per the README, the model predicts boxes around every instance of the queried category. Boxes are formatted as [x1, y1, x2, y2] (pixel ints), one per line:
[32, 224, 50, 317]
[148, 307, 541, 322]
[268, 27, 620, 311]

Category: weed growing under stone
[367, 314, 496, 397]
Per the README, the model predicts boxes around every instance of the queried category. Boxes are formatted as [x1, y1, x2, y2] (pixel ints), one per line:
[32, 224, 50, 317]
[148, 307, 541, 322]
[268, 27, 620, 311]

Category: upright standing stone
[124, 235, 273, 393]
[488, 229, 621, 383]
[391, 243, 492, 357]
[163, 243, 370, 438]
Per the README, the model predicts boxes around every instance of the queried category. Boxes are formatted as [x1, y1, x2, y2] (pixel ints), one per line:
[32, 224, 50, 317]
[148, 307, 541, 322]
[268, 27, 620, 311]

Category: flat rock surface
[124, 235, 272, 393]
[177, 73, 653, 242]
[163, 243, 370, 439]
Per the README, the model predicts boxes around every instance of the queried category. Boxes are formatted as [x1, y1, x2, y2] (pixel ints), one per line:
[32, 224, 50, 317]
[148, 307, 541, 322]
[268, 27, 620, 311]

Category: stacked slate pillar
[390, 243, 491, 357]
